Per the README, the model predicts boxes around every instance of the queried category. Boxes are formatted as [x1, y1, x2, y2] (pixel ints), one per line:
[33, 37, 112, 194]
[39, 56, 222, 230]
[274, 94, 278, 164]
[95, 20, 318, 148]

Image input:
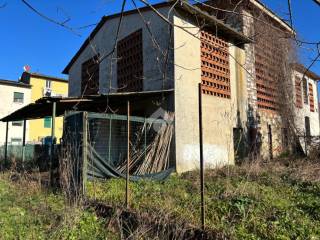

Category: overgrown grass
[87, 159, 320, 239]
[0, 173, 114, 240]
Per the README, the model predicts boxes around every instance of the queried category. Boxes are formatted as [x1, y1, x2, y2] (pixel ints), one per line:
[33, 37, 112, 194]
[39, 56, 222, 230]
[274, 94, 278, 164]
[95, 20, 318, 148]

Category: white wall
[293, 70, 320, 137]
[0, 84, 31, 145]
[68, 5, 174, 97]
[173, 13, 246, 173]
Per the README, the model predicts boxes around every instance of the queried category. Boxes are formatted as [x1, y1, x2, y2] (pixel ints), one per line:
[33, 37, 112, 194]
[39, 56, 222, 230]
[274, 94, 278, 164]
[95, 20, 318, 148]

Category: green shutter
[44, 117, 52, 128]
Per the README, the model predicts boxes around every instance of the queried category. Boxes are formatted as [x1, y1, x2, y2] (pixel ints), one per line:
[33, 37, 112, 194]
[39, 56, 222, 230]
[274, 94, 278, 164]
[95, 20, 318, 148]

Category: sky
[0, 0, 319, 85]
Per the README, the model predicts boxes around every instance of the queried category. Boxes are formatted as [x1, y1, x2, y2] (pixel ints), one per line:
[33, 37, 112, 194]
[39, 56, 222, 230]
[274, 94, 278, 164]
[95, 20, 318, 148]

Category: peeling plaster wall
[68, 6, 174, 97]
[173, 13, 246, 173]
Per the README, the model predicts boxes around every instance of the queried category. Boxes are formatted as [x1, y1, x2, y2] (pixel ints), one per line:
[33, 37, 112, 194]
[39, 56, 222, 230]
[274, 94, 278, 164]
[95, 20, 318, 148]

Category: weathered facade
[63, 1, 319, 173]
[293, 64, 320, 144]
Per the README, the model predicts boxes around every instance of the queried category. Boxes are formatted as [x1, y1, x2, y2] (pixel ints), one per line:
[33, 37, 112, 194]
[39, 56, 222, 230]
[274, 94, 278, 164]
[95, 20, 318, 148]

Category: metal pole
[198, 83, 205, 230]
[108, 115, 112, 162]
[144, 117, 147, 162]
[82, 112, 88, 195]
[125, 100, 130, 208]
[22, 120, 27, 169]
[4, 122, 9, 169]
[50, 101, 56, 186]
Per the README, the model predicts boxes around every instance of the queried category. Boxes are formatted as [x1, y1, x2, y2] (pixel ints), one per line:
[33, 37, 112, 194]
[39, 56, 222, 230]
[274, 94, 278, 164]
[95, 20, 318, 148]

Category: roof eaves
[250, 0, 295, 34]
[30, 72, 68, 82]
[294, 63, 320, 81]
[177, 1, 253, 44]
[0, 79, 31, 88]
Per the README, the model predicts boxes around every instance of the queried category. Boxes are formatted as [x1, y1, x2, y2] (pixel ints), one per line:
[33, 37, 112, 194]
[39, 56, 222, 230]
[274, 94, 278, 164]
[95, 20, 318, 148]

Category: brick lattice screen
[81, 56, 99, 95]
[309, 83, 315, 112]
[117, 29, 143, 92]
[200, 30, 231, 99]
[295, 77, 303, 108]
[254, 22, 285, 111]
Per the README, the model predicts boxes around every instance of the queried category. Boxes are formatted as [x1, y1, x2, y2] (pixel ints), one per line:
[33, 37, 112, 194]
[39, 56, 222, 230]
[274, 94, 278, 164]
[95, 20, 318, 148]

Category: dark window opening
[13, 92, 24, 103]
[305, 116, 311, 143]
[12, 121, 23, 126]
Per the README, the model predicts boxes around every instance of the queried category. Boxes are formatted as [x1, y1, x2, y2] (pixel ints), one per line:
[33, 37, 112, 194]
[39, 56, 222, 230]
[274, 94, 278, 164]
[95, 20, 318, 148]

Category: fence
[60, 111, 175, 197]
[0, 144, 58, 170]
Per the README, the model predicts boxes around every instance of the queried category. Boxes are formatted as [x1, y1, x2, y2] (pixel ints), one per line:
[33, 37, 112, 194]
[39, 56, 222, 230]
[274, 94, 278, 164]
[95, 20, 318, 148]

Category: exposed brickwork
[254, 21, 283, 112]
[295, 77, 303, 108]
[200, 30, 231, 99]
[309, 83, 315, 112]
[117, 29, 143, 92]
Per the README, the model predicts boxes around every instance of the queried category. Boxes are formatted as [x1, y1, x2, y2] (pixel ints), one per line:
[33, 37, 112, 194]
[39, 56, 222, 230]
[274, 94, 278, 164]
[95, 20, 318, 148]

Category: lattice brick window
[200, 30, 230, 99]
[309, 83, 315, 112]
[117, 29, 143, 92]
[254, 22, 285, 111]
[295, 77, 303, 108]
[81, 56, 99, 95]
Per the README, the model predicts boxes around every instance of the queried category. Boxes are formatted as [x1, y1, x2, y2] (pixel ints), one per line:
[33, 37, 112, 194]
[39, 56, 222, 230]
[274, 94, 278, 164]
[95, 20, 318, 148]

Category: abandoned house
[61, 0, 320, 174]
[292, 64, 320, 147]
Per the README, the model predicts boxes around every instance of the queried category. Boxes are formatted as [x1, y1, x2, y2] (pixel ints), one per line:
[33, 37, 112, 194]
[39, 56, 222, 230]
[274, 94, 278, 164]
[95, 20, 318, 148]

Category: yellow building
[20, 72, 68, 143]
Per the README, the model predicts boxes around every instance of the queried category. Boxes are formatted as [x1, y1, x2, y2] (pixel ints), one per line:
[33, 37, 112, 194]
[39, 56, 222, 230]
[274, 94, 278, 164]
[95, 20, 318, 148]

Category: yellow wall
[28, 76, 68, 143]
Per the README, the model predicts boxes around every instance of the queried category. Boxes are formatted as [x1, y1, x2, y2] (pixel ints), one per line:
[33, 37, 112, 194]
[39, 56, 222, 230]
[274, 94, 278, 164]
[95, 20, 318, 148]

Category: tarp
[87, 145, 174, 181]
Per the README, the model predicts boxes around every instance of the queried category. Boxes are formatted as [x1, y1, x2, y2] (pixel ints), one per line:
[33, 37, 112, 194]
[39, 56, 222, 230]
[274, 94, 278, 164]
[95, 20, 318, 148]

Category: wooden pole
[268, 124, 273, 160]
[198, 83, 205, 230]
[50, 101, 56, 186]
[125, 100, 130, 208]
[4, 121, 9, 169]
[22, 120, 27, 168]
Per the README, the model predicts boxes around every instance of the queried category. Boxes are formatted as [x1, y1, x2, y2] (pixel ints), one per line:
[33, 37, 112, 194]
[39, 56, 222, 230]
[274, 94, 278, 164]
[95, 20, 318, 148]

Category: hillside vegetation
[87, 158, 320, 239]
[0, 158, 320, 239]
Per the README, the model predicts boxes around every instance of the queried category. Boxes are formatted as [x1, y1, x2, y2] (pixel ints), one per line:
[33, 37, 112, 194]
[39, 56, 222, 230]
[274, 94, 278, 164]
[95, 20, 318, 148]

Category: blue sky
[0, 0, 319, 84]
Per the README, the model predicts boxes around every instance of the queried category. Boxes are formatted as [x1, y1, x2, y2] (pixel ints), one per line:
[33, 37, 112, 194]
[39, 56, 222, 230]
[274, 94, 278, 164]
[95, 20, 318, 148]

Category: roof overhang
[0, 89, 174, 122]
[293, 63, 320, 81]
[249, 0, 295, 34]
[177, 1, 253, 45]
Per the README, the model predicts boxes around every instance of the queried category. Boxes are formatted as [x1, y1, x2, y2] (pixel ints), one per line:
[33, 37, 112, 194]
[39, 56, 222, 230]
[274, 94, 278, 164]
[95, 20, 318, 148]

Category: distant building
[0, 79, 31, 145]
[20, 72, 68, 143]
[293, 64, 320, 142]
